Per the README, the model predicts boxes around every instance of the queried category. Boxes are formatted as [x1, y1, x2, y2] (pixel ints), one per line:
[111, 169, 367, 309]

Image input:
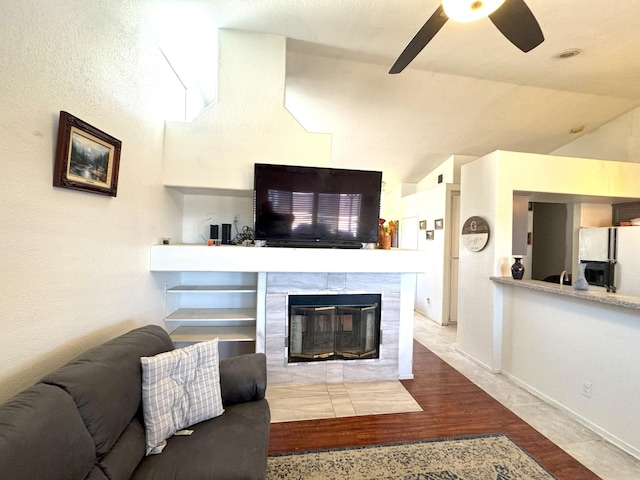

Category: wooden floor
[268, 340, 599, 480]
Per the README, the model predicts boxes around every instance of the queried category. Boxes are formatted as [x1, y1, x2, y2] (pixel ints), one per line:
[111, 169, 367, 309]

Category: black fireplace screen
[288, 294, 381, 363]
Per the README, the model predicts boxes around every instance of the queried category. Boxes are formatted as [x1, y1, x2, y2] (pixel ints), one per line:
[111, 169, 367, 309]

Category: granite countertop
[490, 277, 640, 310]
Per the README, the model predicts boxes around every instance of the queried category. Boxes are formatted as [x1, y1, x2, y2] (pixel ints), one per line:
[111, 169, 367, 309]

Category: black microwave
[581, 260, 616, 292]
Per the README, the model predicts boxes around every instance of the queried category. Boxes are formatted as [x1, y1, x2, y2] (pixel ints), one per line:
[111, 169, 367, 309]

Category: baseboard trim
[454, 346, 501, 374]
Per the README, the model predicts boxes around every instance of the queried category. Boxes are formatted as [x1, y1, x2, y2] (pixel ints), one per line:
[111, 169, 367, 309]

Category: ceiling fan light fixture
[442, 0, 506, 23]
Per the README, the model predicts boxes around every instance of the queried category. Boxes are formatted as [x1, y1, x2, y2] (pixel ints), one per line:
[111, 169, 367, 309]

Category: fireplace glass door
[288, 294, 381, 363]
[289, 306, 336, 359]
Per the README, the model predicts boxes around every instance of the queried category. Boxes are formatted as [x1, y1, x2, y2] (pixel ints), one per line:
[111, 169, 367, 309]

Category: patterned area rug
[267, 433, 556, 479]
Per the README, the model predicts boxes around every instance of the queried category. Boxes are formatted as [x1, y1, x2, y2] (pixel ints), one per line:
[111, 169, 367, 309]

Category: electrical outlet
[233, 213, 239, 224]
[581, 380, 592, 398]
[207, 213, 215, 223]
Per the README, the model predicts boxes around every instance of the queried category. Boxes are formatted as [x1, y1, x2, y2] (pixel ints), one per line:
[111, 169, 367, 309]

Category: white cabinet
[162, 272, 263, 356]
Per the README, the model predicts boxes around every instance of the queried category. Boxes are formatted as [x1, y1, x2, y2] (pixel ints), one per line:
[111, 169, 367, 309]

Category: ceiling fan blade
[389, 5, 449, 74]
[488, 0, 544, 52]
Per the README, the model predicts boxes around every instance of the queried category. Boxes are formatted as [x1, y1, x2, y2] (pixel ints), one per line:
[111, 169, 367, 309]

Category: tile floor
[268, 313, 640, 479]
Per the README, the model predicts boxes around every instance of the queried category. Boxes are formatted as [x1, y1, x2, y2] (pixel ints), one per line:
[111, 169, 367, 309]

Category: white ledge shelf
[167, 285, 257, 293]
[164, 308, 257, 321]
[491, 277, 640, 310]
[169, 326, 256, 343]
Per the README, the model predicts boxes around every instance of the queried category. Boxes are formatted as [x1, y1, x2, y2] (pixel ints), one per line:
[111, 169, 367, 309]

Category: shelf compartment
[167, 285, 257, 294]
[164, 308, 256, 322]
[169, 326, 256, 343]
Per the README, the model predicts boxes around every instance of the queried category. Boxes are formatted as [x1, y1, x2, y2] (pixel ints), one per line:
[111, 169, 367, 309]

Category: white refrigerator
[578, 226, 640, 296]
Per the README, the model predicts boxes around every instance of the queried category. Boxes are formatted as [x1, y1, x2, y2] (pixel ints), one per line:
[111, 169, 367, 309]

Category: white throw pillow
[140, 338, 224, 455]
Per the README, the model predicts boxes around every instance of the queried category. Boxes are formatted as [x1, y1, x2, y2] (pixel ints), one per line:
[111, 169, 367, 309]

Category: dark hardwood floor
[268, 340, 600, 480]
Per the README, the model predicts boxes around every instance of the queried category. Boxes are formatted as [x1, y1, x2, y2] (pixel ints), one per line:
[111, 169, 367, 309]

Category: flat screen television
[254, 163, 382, 248]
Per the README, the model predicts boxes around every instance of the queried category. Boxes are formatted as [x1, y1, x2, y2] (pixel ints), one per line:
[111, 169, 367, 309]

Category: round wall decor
[461, 216, 490, 252]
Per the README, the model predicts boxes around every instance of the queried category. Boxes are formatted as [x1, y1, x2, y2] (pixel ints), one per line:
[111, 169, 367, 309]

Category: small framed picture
[419, 220, 427, 230]
[53, 111, 122, 196]
[426, 230, 434, 240]
[434, 218, 443, 230]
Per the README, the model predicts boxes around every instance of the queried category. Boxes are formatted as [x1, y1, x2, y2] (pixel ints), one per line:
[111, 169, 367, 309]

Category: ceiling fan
[389, 0, 544, 74]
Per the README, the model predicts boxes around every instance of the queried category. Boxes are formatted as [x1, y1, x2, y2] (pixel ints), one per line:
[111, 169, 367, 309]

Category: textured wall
[0, 1, 182, 401]
[163, 29, 332, 192]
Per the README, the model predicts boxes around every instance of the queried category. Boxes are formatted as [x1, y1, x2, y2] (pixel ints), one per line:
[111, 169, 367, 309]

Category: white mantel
[150, 244, 425, 273]
[150, 245, 424, 383]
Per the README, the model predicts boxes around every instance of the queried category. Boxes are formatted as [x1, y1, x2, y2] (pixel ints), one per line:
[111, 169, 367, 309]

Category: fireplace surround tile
[265, 272, 408, 385]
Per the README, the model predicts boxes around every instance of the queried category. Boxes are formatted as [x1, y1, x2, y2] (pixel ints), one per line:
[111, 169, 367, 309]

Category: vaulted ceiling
[166, 0, 640, 189]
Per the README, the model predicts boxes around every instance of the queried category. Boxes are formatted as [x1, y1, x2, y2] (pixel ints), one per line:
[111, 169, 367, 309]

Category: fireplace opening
[288, 294, 381, 363]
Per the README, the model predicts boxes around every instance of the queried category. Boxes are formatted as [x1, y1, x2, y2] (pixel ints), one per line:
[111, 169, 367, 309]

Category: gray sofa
[0, 325, 270, 480]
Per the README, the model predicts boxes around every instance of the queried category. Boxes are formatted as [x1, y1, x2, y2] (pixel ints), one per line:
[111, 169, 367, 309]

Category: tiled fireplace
[265, 272, 405, 385]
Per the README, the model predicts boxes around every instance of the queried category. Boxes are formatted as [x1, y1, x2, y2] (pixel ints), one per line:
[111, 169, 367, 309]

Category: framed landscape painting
[53, 111, 122, 196]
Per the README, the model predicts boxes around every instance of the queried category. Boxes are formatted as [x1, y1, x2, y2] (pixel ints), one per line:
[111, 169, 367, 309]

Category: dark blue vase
[511, 257, 525, 280]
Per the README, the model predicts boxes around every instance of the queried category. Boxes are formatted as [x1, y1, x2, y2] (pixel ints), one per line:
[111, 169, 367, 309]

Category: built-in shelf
[169, 326, 256, 343]
[167, 285, 257, 294]
[165, 308, 257, 322]
[160, 273, 259, 349]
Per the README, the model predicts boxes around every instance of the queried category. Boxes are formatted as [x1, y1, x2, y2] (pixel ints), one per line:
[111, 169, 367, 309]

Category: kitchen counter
[491, 277, 640, 310]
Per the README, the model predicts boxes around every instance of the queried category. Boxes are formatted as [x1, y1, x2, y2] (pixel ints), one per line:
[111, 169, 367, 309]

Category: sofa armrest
[219, 353, 267, 407]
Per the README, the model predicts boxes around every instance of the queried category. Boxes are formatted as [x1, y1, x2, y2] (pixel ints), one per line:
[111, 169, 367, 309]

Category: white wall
[0, 1, 182, 401]
[163, 30, 332, 192]
[552, 107, 640, 162]
[458, 152, 640, 454]
[181, 194, 254, 244]
[404, 184, 450, 323]
[500, 285, 640, 458]
[392, 156, 472, 325]
[458, 152, 640, 371]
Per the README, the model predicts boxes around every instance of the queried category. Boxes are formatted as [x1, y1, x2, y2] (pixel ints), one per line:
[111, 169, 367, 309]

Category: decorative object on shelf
[461, 216, 490, 252]
[511, 257, 525, 280]
[391, 219, 399, 247]
[377, 219, 396, 249]
[434, 218, 443, 230]
[53, 111, 122, 196]
[573, 262, 590, 291]
[419, 220, 427, 230]
[426, 230, 434, 240]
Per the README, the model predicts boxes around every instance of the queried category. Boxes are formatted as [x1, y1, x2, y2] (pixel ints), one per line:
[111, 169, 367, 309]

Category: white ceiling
[171, 0, 640, 189]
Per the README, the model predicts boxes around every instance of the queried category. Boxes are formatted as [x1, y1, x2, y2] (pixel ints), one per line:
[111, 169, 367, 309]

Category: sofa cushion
[219, 353, 267, 406]
[131, 399, 271, 480]
[41, 325, 174, 459]
[140, 338, 224, 455]
[0, 383, 96, 480]
[97, 416, 146, 480]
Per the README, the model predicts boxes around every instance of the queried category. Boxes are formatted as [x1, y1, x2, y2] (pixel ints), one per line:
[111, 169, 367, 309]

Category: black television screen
[254, 163, 382, 247]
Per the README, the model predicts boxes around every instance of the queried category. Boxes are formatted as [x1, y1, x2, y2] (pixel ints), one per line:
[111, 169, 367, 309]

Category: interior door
[448, 192, 460, 324]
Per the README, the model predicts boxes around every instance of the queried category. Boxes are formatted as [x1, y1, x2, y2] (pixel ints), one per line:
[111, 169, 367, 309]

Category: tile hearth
[266, 380, 421, 423]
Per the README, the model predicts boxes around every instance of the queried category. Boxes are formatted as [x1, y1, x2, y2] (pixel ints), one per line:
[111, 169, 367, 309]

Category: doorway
[531, 202, 572, 282]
